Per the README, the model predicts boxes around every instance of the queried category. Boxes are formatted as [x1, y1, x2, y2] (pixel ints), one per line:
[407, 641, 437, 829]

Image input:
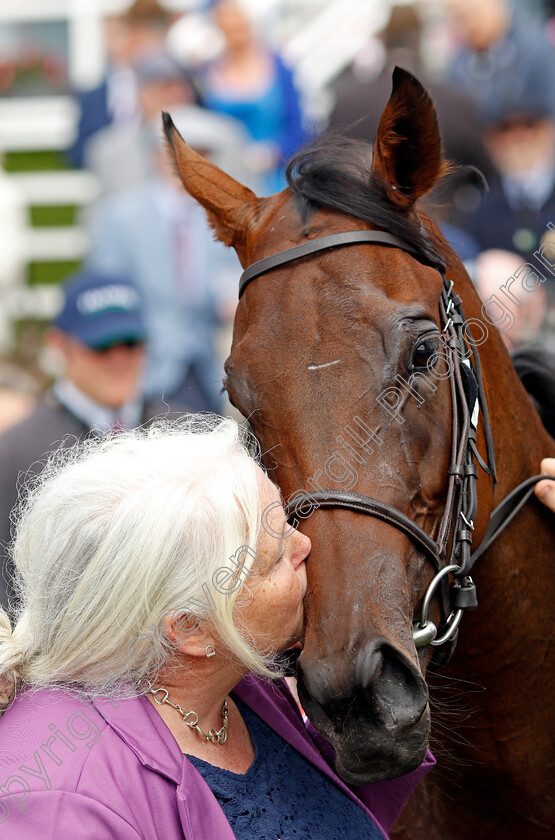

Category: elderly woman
[0, 416, 432, 838]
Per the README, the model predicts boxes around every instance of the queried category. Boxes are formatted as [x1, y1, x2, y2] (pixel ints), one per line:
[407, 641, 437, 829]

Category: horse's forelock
[286, 134, 446, 273]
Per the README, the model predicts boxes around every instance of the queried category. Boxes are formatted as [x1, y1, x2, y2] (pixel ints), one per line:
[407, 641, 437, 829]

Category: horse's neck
[437, 514, 555, 830]
[427, 318, 555, 836]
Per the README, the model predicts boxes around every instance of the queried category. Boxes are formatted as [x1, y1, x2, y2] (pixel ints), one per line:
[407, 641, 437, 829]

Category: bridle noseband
[238, 230, 552, 659]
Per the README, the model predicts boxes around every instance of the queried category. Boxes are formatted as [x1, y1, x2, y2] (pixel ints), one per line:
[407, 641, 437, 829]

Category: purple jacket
[0, 675, 434, 838]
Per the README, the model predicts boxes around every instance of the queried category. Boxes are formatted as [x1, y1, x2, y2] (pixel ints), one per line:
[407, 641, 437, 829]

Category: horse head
[163, 68, 497, 784]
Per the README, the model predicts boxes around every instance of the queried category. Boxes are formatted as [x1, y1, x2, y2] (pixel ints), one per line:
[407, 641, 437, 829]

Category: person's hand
[534, 458, 555, 513]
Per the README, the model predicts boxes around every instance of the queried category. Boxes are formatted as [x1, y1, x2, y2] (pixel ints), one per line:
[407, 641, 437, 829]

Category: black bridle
[238, 230, 552, 657]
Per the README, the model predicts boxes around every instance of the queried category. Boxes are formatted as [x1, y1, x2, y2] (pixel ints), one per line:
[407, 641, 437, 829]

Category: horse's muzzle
[297, 638, 430, 784]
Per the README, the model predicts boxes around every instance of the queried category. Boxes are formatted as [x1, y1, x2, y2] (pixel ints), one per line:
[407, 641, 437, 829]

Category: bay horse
[163, 68, 555, 838]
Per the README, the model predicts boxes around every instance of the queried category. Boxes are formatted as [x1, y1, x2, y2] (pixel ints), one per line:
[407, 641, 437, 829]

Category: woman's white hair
[0, 415, 281, 713]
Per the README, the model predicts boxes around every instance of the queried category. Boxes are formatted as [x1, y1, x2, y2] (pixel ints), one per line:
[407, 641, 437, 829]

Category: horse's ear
[371, 67, 447, 210]
[162, 112, 260, 254]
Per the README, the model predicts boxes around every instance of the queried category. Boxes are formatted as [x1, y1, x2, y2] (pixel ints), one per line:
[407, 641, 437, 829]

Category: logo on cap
[77, 285, 141, 318]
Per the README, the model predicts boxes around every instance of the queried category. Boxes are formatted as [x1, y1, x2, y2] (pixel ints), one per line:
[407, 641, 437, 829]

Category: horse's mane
[511, 344, 555, 439]
[286, 133, 446, 272]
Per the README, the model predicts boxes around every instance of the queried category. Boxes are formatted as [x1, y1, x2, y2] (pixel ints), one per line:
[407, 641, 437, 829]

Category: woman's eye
[412, 335, 440, 370]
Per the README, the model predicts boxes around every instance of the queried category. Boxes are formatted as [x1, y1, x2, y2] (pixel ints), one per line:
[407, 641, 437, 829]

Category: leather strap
[288, 476, 555, 578]
[239, 230, 427, 298]
[468, 473, 554, 569]
[286, 490, 441, 569]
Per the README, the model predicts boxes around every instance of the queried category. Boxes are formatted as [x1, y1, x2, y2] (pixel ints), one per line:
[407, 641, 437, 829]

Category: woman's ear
[162, 611, 216, 658]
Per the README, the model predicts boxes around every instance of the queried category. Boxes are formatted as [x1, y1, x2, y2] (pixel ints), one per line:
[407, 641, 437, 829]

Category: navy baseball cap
[479, 77, 555, 129]
[54, 272, 147, 349]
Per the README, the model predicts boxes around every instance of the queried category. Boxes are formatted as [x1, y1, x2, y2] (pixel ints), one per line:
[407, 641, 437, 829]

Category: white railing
[0, 169, 99, 349]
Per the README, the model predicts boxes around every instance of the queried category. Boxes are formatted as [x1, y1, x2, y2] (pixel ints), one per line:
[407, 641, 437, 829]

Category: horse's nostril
[365, 644, 428, 729]
[298, 642, 428, 738]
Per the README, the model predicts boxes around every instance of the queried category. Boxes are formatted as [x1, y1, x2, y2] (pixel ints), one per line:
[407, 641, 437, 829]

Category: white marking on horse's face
[307, 359, 343, 370]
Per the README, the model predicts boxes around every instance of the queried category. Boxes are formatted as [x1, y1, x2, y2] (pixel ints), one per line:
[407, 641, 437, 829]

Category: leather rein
[238, 230, 552, 658]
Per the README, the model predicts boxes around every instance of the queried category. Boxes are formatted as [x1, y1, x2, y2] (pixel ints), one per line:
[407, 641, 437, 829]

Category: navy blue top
[187, 698, 385, 839]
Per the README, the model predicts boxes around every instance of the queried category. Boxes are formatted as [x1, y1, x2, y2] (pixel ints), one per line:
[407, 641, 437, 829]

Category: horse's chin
[324, 705, 431, 786]
[334, 734, 429, 785]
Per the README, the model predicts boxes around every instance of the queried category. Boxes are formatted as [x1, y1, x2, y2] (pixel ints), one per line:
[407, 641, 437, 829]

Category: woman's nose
[293, 531, 311, 566]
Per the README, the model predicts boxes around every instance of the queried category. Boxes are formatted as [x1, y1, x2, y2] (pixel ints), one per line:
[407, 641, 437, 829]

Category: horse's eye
[412, 334, 440, 371]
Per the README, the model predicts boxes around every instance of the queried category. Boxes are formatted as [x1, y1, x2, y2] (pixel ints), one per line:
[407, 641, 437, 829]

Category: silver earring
[206, 645, 216, 658]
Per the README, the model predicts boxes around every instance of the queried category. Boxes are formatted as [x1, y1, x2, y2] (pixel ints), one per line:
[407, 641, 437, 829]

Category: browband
[238, 230, 432, 298]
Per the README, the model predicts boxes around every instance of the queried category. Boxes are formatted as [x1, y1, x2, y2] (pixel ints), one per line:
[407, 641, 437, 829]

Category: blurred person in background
[0, 362, 38, 435]
[548, 0, 555, 44]
[68, 0, 172, 168]
[200, 0, 305, 195]
[439, 0, 555, 255]
[328, 4, 493, 188]
[442, 0, 555, 127]
[511, 343, 555, 439]
[474, 244, 555, 441]
[84, 52, 250, 200]
[462, 88, 555, 258]
[537, 225, 555, 331]
[474, 249, 552, 351]
[0, 270, 179, 615]
[87, 109, 241, 414]
[326, 4, 489, 258]
[0, 391, 34, 437]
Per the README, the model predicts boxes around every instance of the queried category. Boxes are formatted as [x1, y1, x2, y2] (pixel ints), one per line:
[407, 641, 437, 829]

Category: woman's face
[213, 0, 252, 53]
[237, 468, 310, 654]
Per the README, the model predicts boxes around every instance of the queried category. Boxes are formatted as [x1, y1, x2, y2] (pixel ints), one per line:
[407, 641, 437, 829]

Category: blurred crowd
[329, 0, 555, 352]
[71, 0, 307, 415]
[1, 0, 555, 607]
